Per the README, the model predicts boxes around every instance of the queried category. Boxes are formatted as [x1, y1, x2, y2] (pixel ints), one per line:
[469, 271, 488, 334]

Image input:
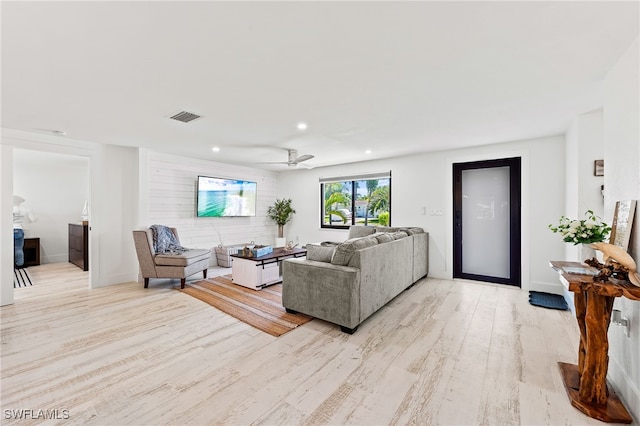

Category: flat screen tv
[196, 176, 257, 217]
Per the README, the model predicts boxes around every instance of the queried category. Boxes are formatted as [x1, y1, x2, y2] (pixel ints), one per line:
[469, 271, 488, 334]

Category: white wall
[1, 145, 14, 306]
[279, 134, 566, 293]
[13, 149, 89, 263]
[564, 109, 605, 263]
[603, 37, 640, 421]
[138, 149, 280, 257]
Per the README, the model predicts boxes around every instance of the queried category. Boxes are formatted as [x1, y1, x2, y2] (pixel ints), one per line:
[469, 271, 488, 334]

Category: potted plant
[548, 210, 611, 261]
[267, 198, 295, 246]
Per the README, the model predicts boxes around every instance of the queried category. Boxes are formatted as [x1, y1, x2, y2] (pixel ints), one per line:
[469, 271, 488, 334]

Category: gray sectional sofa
[282, 226, 429, 333]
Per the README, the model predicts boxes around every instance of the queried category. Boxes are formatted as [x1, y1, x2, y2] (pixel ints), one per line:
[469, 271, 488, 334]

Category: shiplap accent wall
[142, 150, 279, 259]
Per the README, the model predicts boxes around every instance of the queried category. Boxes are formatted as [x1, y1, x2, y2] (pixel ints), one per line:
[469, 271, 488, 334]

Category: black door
[453, 157, 521, 286]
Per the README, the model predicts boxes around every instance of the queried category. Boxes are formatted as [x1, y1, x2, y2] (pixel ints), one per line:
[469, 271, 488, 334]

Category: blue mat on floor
[529, 291, 568, 311]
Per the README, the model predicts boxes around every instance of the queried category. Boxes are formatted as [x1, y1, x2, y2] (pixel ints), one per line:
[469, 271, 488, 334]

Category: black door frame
[453, 157, 521, 287]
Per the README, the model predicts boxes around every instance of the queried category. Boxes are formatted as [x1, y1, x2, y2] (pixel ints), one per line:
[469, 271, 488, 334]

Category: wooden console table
[550, 260, 640, 424]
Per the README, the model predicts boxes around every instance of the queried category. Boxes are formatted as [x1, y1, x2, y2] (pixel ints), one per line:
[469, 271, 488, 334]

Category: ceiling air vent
[169, 111, 201, 123]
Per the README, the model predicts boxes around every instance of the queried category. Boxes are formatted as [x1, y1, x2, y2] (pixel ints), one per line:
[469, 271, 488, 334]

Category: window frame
[319, 171, 391, 230]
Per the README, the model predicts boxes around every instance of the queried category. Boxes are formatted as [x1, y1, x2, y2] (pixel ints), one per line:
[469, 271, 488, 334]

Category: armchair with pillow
[132, 225, 211, 289]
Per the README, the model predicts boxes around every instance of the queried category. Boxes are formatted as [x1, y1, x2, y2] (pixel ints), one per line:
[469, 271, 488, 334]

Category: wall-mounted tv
[196, 176, 257, 217]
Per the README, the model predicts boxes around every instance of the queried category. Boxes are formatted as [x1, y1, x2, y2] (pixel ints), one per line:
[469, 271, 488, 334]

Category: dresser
[69, 223, 89, 271]
[23, 237, 41, 267]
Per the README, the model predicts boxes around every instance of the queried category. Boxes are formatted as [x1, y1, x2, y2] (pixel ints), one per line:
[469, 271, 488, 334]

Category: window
[320, 171, 391, 229]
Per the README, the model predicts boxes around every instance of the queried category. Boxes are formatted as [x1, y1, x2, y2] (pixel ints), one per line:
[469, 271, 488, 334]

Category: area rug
[529, 291, 569, 311]
[179, 275, 313, 337]
[14, 268, 33, 288]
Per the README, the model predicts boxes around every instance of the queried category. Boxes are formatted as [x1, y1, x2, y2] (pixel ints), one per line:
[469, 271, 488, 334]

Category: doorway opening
[12, 149, 90, 293]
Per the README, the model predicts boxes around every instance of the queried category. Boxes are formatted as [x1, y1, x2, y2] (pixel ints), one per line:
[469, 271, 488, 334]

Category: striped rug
[14, 268, 33, 288]
[179, 275, 313, 337]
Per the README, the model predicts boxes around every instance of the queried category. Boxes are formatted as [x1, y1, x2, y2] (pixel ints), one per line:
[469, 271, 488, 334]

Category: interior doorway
[13, 149, 90, 291]
[453, 157, 521, 286]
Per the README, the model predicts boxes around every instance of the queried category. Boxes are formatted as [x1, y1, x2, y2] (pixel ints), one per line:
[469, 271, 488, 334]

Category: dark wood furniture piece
[23, 237, 40, 267]
[550, 260, 640, 424]
[69, 223, 89, 271]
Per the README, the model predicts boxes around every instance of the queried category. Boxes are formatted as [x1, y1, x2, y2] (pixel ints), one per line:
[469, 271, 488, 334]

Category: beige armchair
[132, 227, 211, 289]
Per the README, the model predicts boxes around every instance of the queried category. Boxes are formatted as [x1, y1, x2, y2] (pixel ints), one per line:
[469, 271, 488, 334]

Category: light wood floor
[0, 263, 611, 425]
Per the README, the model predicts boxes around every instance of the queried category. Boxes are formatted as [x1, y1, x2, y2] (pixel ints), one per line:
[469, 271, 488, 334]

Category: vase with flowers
[548, 210, 611, 261]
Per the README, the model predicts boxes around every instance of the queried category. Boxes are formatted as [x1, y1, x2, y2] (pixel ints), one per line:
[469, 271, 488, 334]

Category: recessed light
[212, 147, 220, 152]
[297, 122, 308, 131]
[365, 149, 372, 154]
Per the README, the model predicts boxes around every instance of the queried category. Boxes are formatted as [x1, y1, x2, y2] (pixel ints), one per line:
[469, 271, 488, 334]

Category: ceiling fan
[258, 149, 315, 167]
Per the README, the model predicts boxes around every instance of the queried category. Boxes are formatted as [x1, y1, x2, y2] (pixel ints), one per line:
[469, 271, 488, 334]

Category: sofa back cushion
[374, 226, 399, 233]
[306, 244, 335, 263]
[348, 226, 376, 239]
[399, 227, 425, 235]
[391, 231, 409, 240]
[331, 236, 379, 266]
[374, 233, 394, 244]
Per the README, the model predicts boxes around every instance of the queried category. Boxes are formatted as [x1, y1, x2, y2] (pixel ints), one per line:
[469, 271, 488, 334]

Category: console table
[550, 260, 640, 424]
[231, 247, 306, 290]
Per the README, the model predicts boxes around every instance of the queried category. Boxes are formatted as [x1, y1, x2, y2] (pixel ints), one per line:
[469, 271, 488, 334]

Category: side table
[550, 260, 640, 424]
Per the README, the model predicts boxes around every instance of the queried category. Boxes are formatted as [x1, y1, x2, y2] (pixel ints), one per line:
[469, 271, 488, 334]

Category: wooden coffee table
[230, 247, 306, 290]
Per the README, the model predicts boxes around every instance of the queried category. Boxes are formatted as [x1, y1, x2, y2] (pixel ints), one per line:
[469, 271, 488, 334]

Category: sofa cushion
[390, 231, 409, 240]
[155, 248, 211, 267]
[375, 226, 399, 233]
[399, 227, 425, 235]
[306, 245, 335, 263]
[374, 233, 394, 244]
[331, 236, 379, 266]
[348, 226, 376, 239]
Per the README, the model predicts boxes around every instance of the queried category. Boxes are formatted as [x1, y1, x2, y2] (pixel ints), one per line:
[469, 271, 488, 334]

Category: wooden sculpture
[591, 242, 640, 286]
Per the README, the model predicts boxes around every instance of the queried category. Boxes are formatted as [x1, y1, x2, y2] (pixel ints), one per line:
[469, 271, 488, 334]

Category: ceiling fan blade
[256, 161, 289, 165]
[294, 154, 314, 163]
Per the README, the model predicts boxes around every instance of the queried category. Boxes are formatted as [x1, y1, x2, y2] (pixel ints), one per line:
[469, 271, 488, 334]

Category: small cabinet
[69, 223, 89, 271]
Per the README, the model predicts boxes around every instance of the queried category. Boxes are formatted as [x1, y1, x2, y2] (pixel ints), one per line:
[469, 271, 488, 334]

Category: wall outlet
[429, 209, 444, 216]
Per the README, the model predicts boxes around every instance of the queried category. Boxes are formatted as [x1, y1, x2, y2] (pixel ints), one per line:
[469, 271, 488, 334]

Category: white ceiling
[2, 1, 638, 170]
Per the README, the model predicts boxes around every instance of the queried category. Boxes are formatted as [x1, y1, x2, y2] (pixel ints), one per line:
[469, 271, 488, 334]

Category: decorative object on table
[267, 198, 295, 247]
[284, 241, 298, 252]
[588, 242, 640, 286]
[251, 245, 273, 257]
[609, 200, 636, 251]
[593, 159, 604, 176]
[548, 210, 611, 261]
[81, 200, 89, 224]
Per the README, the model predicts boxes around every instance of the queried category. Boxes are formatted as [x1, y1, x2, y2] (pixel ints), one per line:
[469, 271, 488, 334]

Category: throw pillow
[374, 233, 394, 244]
[374, 226, 399, 233]
[347, 226, 376, 239]
[306, 245, 335, 263]
[331, 236, 379, 266]
[391, 231, 409, 240]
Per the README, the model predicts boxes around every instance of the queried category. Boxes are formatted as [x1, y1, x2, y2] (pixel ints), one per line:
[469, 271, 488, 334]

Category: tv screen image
[197, 176, 257, 217]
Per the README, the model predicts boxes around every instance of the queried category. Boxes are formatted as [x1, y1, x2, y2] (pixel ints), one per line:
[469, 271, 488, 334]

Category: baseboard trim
[528, 280, 564, 295]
